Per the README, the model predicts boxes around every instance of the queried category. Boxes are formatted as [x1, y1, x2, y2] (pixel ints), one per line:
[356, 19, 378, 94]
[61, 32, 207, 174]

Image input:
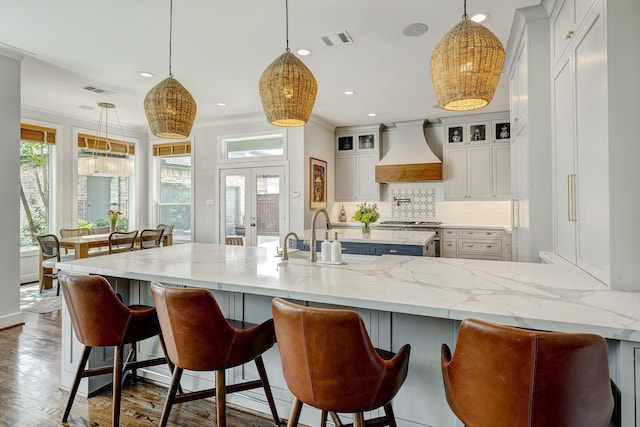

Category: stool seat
[441, 318, 614, 427]
[271, 297, 410, 427]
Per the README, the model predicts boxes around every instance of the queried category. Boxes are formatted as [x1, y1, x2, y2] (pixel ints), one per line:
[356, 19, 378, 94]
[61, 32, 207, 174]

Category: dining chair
[225, 236, 244, 246]
[59, 227, 91, 254]
[139, 228, 164, 249]
[150, 282, 281, 427]
[108, 230, 138, 254]
[271, 297, 411, 427]
[156, 224, 174, 245]
[59, 273, 177, 427]
[93, 225, 112, 235]
[441, 318, 614, 427]
[36, 234, 74, 295]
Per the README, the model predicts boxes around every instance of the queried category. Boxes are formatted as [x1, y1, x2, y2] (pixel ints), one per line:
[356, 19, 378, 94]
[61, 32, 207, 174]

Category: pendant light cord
[462, 0, 468, 19]
[285, 0, 290, 52]
[169, 0, 173, 77]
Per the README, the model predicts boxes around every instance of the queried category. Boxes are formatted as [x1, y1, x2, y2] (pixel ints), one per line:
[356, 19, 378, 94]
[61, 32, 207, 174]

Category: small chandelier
[259, 0, 318, 127]
[144, 0, 196, 138]
[429, 0, 505, 111]
[77, 102, 134, 177]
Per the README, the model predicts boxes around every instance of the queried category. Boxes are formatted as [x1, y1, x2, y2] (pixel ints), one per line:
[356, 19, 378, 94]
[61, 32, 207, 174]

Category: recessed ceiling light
[402, 23, 429, 37]
[470, 12, 490, 23]
[139, 71, 155, 78]
[368, 113, 377, 117]
[216, 102, 227, 107]
[344, 90, 355, 95]
[297, 48, 312, 56]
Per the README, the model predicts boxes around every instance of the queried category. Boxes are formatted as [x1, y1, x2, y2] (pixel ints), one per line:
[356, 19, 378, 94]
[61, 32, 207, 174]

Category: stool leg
[255, 355, 280, 426]
[329, 412, 343, 426]
[62, 346, 92, 422]
[287, 397, 303, 427]
[353, 412, 365, 427]
[158, 333, 183, 395]
[383, 403, 397, 427]
[159, 367, 183, 427]
[113, 344, 124, 427]
[216, 370, 227, 427]
[321, 410, 328, 427]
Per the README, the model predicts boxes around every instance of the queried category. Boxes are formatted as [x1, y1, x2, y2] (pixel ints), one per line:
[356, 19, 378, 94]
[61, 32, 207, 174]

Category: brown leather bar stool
[150, 282, 281, 427]
[441, 318, 614, 427]
[59, 273, 176, 427]
[271, 298, 411, 427]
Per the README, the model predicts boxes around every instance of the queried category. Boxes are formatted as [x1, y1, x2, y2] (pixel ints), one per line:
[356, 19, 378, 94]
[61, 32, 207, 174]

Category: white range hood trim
[377, 119, 442, 166]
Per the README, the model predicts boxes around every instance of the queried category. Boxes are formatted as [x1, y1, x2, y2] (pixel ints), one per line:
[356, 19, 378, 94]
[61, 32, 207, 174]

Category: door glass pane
[223, 134, 284, 159]
[225, 175, 246, 243]
[159, 155, 192, 243]
[255, 172, 280, 250]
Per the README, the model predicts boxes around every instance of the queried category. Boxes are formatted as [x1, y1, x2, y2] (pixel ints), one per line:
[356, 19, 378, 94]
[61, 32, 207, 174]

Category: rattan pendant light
[259, 0, 317, 127]
[430, 0, 505, 111]
[144, 0, 196, 138]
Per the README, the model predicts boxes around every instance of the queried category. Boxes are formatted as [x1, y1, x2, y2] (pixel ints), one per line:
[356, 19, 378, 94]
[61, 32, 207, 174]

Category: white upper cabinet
[551, 0, 598, 63]
[335, 124, 382, 202]
[442, 112, 510, 201]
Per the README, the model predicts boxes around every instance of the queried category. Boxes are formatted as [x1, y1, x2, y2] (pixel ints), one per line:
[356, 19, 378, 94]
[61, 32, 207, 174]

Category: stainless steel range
[376, 221, 442, 256]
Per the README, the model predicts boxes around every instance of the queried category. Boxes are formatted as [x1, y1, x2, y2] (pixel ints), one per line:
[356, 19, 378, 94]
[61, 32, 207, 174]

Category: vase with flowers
[108, 209, 122, 233]
[353, 202, 379, 234]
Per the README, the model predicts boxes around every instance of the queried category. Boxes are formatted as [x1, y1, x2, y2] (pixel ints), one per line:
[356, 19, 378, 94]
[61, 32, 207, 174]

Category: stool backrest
[441, 318, 614, 427]
[150, 282, 256, 370]
[93, 225, 111, 235]
[156, 224, 174, 235]
[271, 297, 410, 413]
[225, 236, 244, 245]
[58, 274, 134, 347]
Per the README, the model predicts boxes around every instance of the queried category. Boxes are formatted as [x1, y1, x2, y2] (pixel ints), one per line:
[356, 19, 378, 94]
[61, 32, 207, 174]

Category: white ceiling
[1, 0, 543, 132]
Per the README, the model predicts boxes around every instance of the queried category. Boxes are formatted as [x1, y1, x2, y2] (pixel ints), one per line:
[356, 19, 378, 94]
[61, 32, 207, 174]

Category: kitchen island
[57, 243, 640, 426]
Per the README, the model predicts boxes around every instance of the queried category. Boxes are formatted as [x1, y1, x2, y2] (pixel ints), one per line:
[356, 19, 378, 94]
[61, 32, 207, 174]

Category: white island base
[57, 244, 640, 426]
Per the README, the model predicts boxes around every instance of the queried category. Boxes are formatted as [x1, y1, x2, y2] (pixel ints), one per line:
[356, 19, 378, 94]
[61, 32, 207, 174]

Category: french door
[219, 167, 285, 249]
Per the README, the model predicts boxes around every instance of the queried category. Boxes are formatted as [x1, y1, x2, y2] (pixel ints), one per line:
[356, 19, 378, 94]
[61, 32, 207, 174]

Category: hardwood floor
[0, 291, 295, 426]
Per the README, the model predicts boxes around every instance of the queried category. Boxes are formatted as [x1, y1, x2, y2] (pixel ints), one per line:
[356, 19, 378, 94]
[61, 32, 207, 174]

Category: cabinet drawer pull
[485, 232, 491, 235]
[566, 30, 574, 40]
[468, 244, 474, 248]
[486, 245, 493, 248]
[341, 247, 346, 251]
[446, 243, 453, 247]
[389, 249, 398, 254]
[468, 232, 474, 235]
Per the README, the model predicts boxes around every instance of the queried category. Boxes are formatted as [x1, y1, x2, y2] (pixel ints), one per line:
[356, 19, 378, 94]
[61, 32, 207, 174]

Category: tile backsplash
[331, 182, 511, 226]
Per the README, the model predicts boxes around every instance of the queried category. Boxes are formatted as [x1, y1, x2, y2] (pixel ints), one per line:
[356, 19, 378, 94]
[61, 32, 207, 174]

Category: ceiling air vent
[320, 31, 353, 47]
[81, 85, 113, 95]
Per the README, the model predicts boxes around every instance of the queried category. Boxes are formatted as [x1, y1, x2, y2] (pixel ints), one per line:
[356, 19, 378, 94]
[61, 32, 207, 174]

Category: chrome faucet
[281, 231, 299, 261]
[310, 208, 333, 262]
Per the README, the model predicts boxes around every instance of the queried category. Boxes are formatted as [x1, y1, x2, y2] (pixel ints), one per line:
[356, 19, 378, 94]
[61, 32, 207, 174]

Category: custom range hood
[375, 119, 442, 182]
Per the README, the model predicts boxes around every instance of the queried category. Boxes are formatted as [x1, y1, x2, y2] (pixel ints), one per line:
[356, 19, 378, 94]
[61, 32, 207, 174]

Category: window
[76, 132, 135, 232]
[221, 133, 285, 159]
[20, 124, 55, 248]
[154, 141, 192, 243]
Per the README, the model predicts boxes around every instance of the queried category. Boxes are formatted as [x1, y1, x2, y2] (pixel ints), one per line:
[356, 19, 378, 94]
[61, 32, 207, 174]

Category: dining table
[39, 232, 172, 290]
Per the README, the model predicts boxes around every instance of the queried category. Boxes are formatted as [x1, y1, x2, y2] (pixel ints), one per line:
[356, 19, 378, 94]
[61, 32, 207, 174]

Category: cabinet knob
[566, 30, 574, 40]
[468, 232, 474, 235]
[486, 245, 492, 248]
[468, 244, 474, 248]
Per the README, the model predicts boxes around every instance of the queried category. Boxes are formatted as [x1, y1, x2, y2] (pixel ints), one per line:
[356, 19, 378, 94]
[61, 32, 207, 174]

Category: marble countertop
[56, 243, 640, 342]
[302, 229, 435, 245]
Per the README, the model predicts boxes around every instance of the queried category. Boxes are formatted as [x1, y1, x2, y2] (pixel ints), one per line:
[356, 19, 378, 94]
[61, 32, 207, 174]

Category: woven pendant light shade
[430, 17, 505, 111]
[259, 50, 318, 127]
[144, 76, 197, 138]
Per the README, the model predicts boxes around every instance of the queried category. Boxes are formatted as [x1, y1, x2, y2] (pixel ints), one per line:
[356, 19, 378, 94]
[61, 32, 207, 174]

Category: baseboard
[0, 311, 24, 330]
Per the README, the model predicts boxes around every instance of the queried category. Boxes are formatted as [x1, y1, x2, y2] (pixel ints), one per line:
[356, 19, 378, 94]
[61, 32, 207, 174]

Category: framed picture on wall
[310, 157, 327, 210]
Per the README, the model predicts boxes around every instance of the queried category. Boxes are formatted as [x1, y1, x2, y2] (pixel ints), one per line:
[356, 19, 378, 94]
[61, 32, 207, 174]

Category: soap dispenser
[330, 231, 342, 263]
[321, 230, 331, 262]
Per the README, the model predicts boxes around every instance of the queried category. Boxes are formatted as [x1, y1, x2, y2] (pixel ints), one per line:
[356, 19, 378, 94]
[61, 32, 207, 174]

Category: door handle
[250, 223, 256, 227]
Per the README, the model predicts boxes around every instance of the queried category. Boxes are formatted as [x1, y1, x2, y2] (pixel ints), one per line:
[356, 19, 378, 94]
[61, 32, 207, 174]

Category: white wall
[0, 51, 23, 329]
